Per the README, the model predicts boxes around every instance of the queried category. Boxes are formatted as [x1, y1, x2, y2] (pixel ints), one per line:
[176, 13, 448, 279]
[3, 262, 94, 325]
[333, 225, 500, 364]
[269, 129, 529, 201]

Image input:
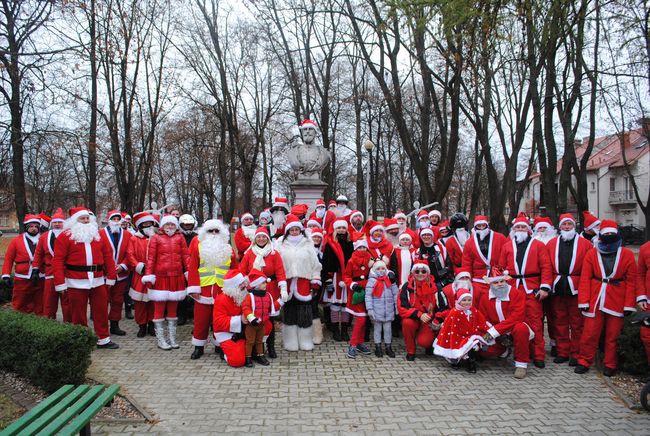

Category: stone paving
[89, 320, 649, 435]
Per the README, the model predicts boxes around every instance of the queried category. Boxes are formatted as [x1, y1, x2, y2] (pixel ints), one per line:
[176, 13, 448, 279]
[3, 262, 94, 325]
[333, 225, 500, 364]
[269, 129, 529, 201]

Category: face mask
[560, 229, 576, 241]
[165, 228, 176, 237]
[476, 228, 489, 239]
[142, 227, 156, 237]
[491, 284, 509, 300]
[419, 221, 430, 229]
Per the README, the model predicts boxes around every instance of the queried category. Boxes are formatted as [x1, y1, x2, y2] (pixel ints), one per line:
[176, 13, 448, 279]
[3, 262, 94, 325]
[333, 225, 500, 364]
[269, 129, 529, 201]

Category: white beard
[222, 284, 248, 306]
[142, 227, 156, 238]
[475, 228, 490, 240]
[315, 208, 325, 219]
[52, 228, 63, 237]
[386, 233, 399, 247]
[272, 211, 286, 227]
[108, 223, 121, 234]
[200, 235, 232, 268]
[398, 222, 407, 232]
[241, 224, 257, 240]
[513, 231, 529, 244]
[25, 232, 40, 244]
[533, 229, 556, 245]
[455, 229, 470, 247]
[335, 205, 346, 217]
[68, 221, 100, 243]
[560, 229, 576, 241]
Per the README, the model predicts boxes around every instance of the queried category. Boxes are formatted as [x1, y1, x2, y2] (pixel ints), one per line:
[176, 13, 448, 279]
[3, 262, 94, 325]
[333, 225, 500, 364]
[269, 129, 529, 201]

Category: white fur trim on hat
[559, 216, 575, 226]
[420, 228, 434, 237]
[429, 210, 442, 218]
[307, 219, 322, 228]
[249, 276, 270, 288]
[473, 219, 488, 227]
[240, 213, 254, 221]
[224, 272, 246, 289]
[411, 263, 430, 273]
[394, 212, 407, 220]
[135, 214, 155, 227]
[369, 223, 384, 234]
[353, 239, 368, 250]
[534, 222, 552, 231]
[333, 219, 348, 229]
[586, 220, 601, 231]
[455, 271, 471, 280]
[599, 227, 617, 235]
[160, 215, 179, 228]
[69, 209, 90, 222]
[285, 220, 304, 232]
[485, 270, 509, 283]
[349, 211, 363, 221]
[398, 232, 413, 241]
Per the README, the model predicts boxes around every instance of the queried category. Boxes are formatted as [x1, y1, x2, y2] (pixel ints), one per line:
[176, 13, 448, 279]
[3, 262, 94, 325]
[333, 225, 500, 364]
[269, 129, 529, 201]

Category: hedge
[0, 309, 97, 392]
[616, 313, 649, 375]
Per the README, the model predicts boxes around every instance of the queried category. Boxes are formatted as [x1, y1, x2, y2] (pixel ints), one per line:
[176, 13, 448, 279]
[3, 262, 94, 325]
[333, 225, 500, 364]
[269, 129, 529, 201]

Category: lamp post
[364, 139, 375, 219]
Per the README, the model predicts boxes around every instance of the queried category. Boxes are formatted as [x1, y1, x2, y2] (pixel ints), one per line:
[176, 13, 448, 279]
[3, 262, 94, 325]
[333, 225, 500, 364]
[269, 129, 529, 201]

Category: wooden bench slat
[0, 385, 75, 436]
[58, 385, 120, 436]
[35, 385, 104, 436]
[17, 385, 90, 435]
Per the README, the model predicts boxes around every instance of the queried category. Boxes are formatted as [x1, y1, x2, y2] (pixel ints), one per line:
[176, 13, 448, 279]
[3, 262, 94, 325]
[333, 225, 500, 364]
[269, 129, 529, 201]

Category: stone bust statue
[287, 119, 330, 181]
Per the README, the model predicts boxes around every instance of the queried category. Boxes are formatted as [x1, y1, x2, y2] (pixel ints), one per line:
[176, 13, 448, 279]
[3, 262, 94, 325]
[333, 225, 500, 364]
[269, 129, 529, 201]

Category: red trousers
[402, 318, 436, 355]
[153, 301, 178, 321]
[578, 310, 625, 369]
[67, 286, 110, 342]
[524, 293, 545, 360]
[481, 322, 532, 367]
[192, 302, 213, 346]
[221, 339, 246, 367]
[552, 295, 583, 359]
[134, 300, 154, 326]
[43, 278, 70, 322]
[108, 280, 128, 322]
[350, 315, 367, 346]
[12, 278, 43, 315]
[544, 297, 557, 344]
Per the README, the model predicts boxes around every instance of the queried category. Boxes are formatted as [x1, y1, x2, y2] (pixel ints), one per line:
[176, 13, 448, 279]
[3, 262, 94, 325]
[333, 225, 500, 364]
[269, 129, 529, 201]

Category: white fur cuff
[136, 263, 145, 275]
[142, 275, 156, 285]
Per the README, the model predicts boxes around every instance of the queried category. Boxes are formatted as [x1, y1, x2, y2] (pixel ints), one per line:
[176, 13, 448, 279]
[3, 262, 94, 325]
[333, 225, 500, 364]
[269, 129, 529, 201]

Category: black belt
[66, 264, 103, 272]
[595, 276, 621, 285]
[512, 273, 540, 279]
[15, 261, 30, 265]
[352, 276, 366, 281]
[267, 274, 277, 281]
[559, 273, 580, 277]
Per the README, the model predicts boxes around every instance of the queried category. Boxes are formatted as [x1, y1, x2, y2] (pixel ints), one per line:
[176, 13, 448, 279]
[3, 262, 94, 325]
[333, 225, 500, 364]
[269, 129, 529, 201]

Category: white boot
[312, 319, 323, 345]
[282, 324, 299, 351]
[298, 326, 314, 351]
[167, 319, 179, 349]
[154, 320, 171, 350]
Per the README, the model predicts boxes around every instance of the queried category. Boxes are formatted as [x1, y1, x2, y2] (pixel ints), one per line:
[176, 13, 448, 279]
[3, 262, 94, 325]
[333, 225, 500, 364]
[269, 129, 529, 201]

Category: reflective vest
[198, 243, 231, 287]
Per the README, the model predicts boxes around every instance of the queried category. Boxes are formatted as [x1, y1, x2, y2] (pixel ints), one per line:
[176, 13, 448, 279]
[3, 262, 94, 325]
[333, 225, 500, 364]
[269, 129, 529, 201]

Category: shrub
[0, 309, 97, 392]
[617, 313, 649, 375]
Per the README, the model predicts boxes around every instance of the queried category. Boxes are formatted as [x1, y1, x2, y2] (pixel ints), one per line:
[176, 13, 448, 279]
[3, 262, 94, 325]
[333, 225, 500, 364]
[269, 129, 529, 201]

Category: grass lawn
[0, 392, 24, 430]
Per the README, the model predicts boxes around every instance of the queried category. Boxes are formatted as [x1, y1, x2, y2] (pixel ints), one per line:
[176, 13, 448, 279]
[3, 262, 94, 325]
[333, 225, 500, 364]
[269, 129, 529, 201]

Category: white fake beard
[223, 284, 248, 306]
[52, 228, 63, 237]
[560, 229, 576, 241]
[513, 231, 529, 244]
[491, 284, 510, 300]
[335, 205, 346, 216]
[241, 224, 256, 239]
[200, 235, 232, 268]
[69, 221, 100, 243]
[453, 279, 473, 292]
[398, 222, 406, 232]
[272, 211, 286, 227]
[534, 228, 556, 244]
[142, 227, 156, 238]
[386, 233, 399, 247]
[475, 228, 490, 240]
[108, 222, 121, 234]
[455, 228, 470, 247]
[315, 208, 325, 219]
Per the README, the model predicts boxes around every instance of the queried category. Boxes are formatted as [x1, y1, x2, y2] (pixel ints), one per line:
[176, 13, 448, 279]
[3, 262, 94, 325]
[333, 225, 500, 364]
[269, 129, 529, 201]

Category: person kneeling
[242, 269, 281, 367]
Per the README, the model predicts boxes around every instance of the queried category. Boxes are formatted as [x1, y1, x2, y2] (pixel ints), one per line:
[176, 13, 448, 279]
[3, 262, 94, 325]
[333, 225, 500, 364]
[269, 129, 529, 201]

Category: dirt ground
[0, 392, 24, 430]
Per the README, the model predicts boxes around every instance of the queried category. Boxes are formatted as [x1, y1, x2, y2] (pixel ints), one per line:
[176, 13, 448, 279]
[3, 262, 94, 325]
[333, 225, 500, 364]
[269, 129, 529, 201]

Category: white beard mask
[164, 229, 176, 237]
[513, 231, 529, 244]
[315, 208, 325, 219]
[455, 228, 470, 247]
[200, 234, 232, 268]
[418, 220, 430, 229]
[560, 229, 576, 241]
[475, 228, 490, 240]
[142, 227, 156, 238]
[534, 228, 557, 245]
[398, 222, 406, 232]
[335, 204, 346, 217]
[108, 222, 121, 234]
[69, 221, 100, 243]
[52, 228, 63, 237]
[272, 211, 286, 227]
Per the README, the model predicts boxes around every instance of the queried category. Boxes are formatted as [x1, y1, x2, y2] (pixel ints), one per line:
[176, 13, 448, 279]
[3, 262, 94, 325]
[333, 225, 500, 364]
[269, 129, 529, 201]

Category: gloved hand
[387, 270, 396, 284]
[1, 276, 12, 286]
[351, 289, 365, 305]
[231, 332, 243, 342]
[30, 269, 40, 285]
[250, 318, 260, 326]
[280, 288, 289, 303]
[483, 332, 493, 342]
[351, 283, 361, 293]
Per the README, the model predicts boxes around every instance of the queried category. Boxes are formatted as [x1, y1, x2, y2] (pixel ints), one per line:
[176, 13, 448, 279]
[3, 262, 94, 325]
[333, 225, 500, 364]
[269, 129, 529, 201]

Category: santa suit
[234, 225, 256, 260]
[52, 230, 117, 345]
[478, 285, 533, 368]
[547, 234, 592, 359]
[212, 290, 247, 368]
[413, 241, 452, 289]
[277, 236, 322, 322]
[309, 209, 337, 235]
[368, 238, 394, 264]
[320, 235, 353, 307]
[499, 236, 552, 361]
[461, 230, 507, 308]
[444, 235, 464, 269]
[390, 246, 415, 288]
[239, 245, 286, 301]
[33, 230, 70, 320]
[186, 237, 238, 346]
[577, 246, 637, 369]
[399, 227, 419, 249]
[241, 290, 281, 355]
[126, 232, 154, 326]
[636, 242, 650, 364]
[2, 233, 43, 315]
[100, 227, 132, 322]
[343, 250, 372, 347]
[433, 306, 491, 360]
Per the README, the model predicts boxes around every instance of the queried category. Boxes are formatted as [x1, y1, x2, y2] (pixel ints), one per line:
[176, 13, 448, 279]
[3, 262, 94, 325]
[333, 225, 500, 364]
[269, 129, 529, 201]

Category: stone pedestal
[290, 179, 328, 213]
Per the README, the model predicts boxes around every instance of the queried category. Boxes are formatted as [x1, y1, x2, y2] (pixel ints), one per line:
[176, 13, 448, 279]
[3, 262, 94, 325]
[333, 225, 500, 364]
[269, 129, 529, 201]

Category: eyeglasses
[208, 229, 220, 234]
[413, 269, 428, 274]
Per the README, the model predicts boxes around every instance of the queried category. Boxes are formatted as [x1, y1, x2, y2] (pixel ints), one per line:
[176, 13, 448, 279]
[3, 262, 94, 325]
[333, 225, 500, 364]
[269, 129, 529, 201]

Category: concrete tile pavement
[89, 320, 649, 435]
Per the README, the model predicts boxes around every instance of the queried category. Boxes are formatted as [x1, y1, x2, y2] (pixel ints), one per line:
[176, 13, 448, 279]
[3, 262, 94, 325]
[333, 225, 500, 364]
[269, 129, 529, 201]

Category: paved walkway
[89, 320, 649, 435]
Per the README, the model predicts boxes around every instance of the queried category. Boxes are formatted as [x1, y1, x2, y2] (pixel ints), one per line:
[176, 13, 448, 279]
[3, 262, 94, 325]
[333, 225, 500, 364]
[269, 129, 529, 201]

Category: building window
[609, 177, 616, 192]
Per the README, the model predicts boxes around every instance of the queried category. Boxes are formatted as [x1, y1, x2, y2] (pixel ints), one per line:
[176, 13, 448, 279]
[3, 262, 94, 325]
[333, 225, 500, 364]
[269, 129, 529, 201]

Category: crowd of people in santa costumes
[3, 197, 649, 378]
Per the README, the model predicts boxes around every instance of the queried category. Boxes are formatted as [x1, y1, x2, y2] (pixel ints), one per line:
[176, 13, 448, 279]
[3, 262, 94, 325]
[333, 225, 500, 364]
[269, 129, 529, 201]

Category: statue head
[299, 119, 319, 145]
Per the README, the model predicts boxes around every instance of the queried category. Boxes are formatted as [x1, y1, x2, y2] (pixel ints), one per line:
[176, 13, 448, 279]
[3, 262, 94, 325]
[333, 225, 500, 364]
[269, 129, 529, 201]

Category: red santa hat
[512, 212, 530, 229]
[284, 214, 304, 232]
[484, 266, 510, 283]
[473, 215, 489, 227]
[160, 214, 179, 228]
[151, 214, 161, 225]
[352, 232, 368, 250]
[328, 200, 337, 208]
[364, 220, 384, 236]
[133, 211, 156, 227]
[558, 213, 575, 226]
[271, 197, 290, 213]
[332, 216, 349, 230]
[310, 228, 324, 239]
[240, 212, 254, 221]
[306, 218, 322, 228]
[39, 213, 51, 228]
[122, 212, 131, 221]
[23, 214, 41, 226]
[419, 228, 434, 238]
[533, 216, 553, 231]
[582, 211, 600, 231]
[599, 219, 618, 235]
[291, 204, 309, 217]
[248, 268, 270, 288]
[394, 210, 407, 220]
[299, 118, 319, 130]
[411, 259, 430, 273]
[455, 287, 472, 302]
[439, 220, 450, 230]
[417, 210, 429, 220]
[68, 206, 91, 222]
[454, 268, 471, 281]
[349, 210, 364, 222]
[255, 226, 270, 240]
[315, 199, 326, 208]
[383, 217, 399, 232]
[50, 208, 65, 224]
[107, 210, 121, 221]
[428, 209, 442, 219]
[398, 232, 413, 243]
[223, 269, 246, 289]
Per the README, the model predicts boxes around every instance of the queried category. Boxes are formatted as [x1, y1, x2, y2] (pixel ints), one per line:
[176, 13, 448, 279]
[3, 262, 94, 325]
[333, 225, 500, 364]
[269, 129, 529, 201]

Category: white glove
[281, 288, 289, 302]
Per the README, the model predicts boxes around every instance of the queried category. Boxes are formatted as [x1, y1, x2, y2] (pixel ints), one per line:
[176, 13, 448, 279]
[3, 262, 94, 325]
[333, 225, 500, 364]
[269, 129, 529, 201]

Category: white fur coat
[277, 237, 322, 280]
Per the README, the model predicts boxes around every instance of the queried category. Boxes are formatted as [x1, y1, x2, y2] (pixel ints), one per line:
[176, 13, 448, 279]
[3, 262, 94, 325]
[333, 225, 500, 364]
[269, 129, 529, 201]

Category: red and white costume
[390, 234, 415, 288]
[444, 235, 464, 269]
[365, 220, 394, 263]
[126, 212, 157, 327]
[52, 207, 117, 345]
[2, 215, 43, 315]
[233, 212, 256, 260]
[100, 210, 132, 323]
[636, 241, 650, 364]
[212, 270, 250, 368]
[239, 227, 286, 301]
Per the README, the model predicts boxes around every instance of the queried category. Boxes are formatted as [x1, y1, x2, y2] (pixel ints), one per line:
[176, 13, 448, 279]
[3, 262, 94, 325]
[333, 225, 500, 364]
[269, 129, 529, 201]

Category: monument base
[290, 179, 328, 213]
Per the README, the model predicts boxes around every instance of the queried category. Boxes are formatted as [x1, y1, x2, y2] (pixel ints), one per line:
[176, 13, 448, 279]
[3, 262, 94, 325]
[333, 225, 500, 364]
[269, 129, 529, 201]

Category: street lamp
[364, 139, 374, 219]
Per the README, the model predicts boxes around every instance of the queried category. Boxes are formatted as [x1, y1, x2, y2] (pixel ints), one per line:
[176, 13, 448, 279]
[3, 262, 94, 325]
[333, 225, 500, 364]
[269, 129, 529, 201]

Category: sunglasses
[413, 269, 428, 274]
[208, 229, 220, 234]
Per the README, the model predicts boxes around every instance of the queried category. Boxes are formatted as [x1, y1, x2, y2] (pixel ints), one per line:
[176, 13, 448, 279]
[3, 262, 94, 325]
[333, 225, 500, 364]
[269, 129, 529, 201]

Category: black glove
[30, 269, 40, 284]
[250, 318, 260, 326]
[2, 276, 12, 286]
[351, 283, 361, 292]
[387, 270, 396, 284]
[231, 332, 243, 342]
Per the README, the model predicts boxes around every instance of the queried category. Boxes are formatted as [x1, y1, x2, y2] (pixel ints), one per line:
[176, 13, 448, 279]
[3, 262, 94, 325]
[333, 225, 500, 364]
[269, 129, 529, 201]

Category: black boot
[245, 357, 254, 368]
[124, 305, 134, 320]
[215, 346, 224, 360]
[147, 321, 155, 336]
[253, 354, 270, 366]
[550, 345, 558, 357]
[191, 346, 204, 360]
[341, 323, 350, 341]
[266, 330, 277, 359]
[466, 351, 477, 373]
[137, 324, 147, 338]
[333, 323, 342, 342]
[323, 306, 332, 331]
[375, 344, 383, 357]
[110, 320, 126, 336]
[406, 354, 415, 362]
[392, 317, 401, 338]
[425, 347, 434, 356]
[177, 298, 188, 326]
[385, 344, 395, 358]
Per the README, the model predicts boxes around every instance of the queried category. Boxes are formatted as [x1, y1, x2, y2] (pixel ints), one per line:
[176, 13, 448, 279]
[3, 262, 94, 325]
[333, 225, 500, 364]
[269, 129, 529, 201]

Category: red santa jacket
[234, 226, 255, 260]
[462, 230, 507, 283]
[52, 231, 117, 292]
[126, 232, 151, 300]
[478, 285, 528, 339]
[547, 234, 593, 296]
[309, 210, 337, 235]
[390, 246, 415, 287]
[368, 238, 394, 264]
[637, 241, 650, 303]
[213, 290, 244, 345]
[2, 233, 39, 280]
[100, 227, 132, 281]
[400, 228, 420, 249]
[397, 278, 449, 322]
[33, 231, 58, 279]
[186, 237, 238, 304]
[343, 250, 372, 315]
[242, 289, 281, 324]
[499, 237, 553, 294]
[144, 232, 190, 278]
[444, 236, 464, 269]
[578, 247, 637, 318]
[239, 246, 286, 300]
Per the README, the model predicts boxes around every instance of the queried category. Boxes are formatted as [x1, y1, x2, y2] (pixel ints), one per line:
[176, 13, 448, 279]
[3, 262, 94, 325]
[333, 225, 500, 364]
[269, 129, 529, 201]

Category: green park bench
[1, 384, 120, 436]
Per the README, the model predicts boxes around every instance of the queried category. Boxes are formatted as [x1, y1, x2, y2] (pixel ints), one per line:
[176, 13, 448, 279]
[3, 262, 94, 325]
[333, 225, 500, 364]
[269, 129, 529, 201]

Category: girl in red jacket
[142, 215, 190, 350]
